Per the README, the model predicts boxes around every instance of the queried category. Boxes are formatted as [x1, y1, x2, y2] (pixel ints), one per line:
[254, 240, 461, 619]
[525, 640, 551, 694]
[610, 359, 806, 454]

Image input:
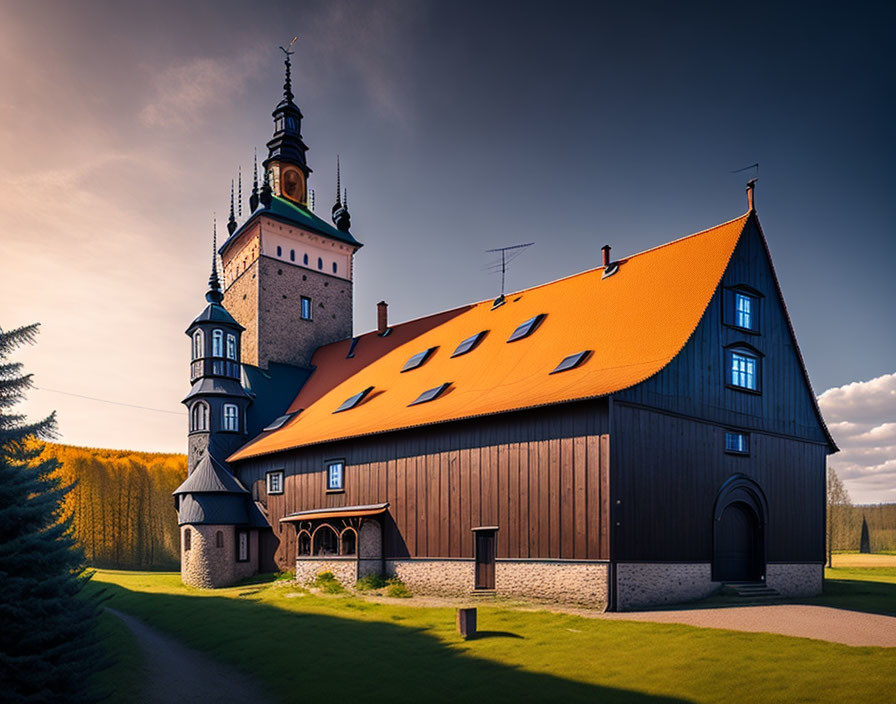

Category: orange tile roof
[229, 213, 751, 461]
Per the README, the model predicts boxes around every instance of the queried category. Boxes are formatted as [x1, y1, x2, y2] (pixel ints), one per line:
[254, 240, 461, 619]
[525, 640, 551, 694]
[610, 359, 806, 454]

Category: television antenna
[484, 242, 534, 301]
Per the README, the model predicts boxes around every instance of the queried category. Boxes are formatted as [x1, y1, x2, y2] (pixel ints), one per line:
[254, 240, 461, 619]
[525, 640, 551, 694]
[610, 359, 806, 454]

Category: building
[174, 54, 836, 610]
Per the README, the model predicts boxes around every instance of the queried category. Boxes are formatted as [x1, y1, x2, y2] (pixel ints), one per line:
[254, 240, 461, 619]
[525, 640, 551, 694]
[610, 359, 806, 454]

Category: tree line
[36, 443, 185, 569]
[827, 467, 896, 558]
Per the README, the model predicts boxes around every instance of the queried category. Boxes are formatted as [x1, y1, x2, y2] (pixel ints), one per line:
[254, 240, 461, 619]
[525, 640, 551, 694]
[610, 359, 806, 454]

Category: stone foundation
[766, 563, 823, 597]
[615, 562, 716, 610]
[295, 557, 358, 586]
[181, 525, 259, 588]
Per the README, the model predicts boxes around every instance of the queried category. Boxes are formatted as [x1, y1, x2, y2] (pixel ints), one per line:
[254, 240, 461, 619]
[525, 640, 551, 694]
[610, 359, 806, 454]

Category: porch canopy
[280, 502, 389, 524]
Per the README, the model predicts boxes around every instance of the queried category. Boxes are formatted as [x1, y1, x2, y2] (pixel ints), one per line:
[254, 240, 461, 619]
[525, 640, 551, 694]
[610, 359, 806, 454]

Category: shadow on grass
[88, 581, 692, 704]
[470, 630, 525, 640]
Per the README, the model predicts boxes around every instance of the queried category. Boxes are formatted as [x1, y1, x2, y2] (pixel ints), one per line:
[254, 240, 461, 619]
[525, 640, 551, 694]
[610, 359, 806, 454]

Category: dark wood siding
[237, 400, 610, 570]
[611, 402, 826, 563]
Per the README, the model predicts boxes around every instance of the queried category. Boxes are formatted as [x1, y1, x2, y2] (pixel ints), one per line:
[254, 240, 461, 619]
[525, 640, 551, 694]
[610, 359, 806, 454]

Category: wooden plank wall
[612, 402, 827, 563]
[237, 400, 610, 569]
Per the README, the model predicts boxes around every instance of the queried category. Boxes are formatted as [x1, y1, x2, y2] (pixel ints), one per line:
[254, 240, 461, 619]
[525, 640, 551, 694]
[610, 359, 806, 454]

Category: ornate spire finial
[344, 187, 348, 210]
[332, 159, 351, 232]
[238, 166, 243, 218]
[279, 36, 298, 104]
[250, 150, 259, 212]
[227, 180, 237, 235]
[260, 167, 273, 207]
[207, 217, 223, 303]
[332, 156, 342, 218]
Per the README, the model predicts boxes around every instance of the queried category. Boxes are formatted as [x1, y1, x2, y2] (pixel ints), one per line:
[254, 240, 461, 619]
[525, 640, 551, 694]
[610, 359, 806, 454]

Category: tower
[218, 48, 363, 370]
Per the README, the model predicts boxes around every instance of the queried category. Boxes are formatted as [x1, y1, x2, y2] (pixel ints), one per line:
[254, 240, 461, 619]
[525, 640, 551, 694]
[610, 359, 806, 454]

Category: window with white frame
[728, 349, 759, 391]
[212, 329, 224, 357]
[192, 330, 203, 360]
[223, 403, 239, 432]
[226, 333, 237, 360]
[735, 293, 755, 330]
[190, 402, 208, 431]
[327, 460, 344, 492]
[266, 470, 284, 494]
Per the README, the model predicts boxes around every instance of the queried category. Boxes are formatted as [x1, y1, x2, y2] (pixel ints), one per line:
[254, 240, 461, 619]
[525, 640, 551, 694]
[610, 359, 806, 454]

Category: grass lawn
[85, 569, 895, 704]
[89, 607, 145, 702]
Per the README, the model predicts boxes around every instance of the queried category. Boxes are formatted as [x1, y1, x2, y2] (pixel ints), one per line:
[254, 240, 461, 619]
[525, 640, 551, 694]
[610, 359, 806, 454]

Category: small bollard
[457, 607, 477, 640]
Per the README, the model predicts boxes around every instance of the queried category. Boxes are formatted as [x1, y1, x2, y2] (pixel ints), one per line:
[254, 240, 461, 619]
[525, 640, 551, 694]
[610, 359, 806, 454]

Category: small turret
[331, 157, 351, 232]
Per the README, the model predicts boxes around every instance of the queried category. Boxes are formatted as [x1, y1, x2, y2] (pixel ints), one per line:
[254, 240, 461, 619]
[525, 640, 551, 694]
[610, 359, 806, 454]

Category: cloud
[139, 52, 261, 129]
[819, 372, 896, 504]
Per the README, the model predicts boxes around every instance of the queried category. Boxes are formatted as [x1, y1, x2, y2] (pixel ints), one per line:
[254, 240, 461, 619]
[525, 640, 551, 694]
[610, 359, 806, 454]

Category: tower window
[332, 262, 338, 274]
[215, 531, 224, 548]
[212, 329, 224, 357]
[192, 330, 204, 360]
[317, 257, 323, 270]
[226, 333, 237, 361]
[277, 245, 282, 257]
[266, 470, 284, 495]
[303, 253, 309, 265]
[223, 403, 239, 432]
[236, 530, 249, 562]
[727, 348, 760, 392]
[290, 249, 295, 262]
[301, 296, 312, 320]
[190, 402, 208, 432]
[184, 527, 191, 551]
[326, 460, 345, 492]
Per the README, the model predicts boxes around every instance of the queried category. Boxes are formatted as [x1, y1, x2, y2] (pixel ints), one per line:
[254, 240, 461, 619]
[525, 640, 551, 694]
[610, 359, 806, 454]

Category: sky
[1, 1, 893, 502]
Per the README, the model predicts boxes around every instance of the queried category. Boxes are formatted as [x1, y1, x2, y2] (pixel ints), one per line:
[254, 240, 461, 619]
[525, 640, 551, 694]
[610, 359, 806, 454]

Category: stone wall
[615, 562, 717, 610]
[766, 563, 823, 597]
[358, 520, 383, 578]
[497, 561, 608, 606]
[257, 256, 353, 369]
[181, 525, 259, 588]
[295, 557, 358, 585]
[222, 258, 260, 366]
[386, 559, 474, 596]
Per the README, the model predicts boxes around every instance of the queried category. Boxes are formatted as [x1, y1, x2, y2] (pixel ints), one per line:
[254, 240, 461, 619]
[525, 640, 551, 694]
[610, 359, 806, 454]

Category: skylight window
[409, 382, 451, 406]
[550, 350, 591, 374]
[507, 314, 545, 342]
[263, 411, 299, 432]
[451, 331, 487, 358]
[401, 347, 436, 372]
[334, 386, 374, 413]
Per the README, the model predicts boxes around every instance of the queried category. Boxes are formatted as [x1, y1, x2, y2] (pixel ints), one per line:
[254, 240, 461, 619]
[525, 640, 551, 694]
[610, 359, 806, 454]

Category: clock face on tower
[282, 169, 303, 202]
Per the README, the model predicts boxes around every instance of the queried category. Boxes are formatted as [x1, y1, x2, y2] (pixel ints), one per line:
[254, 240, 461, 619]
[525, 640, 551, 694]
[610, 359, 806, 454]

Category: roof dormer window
[507, 314, 545, 342]
[334, 386, 374, 413]
[451, 331, 487, 358]
[409, 383, 451, 406]
[401, 348, 436, 372]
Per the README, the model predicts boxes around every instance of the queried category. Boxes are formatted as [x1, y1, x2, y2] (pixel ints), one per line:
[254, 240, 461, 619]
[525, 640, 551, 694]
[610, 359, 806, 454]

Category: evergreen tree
[0, 324, 100, 703]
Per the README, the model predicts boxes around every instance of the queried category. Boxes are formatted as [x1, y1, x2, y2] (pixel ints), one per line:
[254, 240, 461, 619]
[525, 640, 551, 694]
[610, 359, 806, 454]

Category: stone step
[722, 583, 782, 600]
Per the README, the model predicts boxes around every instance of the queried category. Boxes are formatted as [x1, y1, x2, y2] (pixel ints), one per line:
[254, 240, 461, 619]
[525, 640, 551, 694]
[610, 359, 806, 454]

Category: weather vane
[279, 36, 298, 57]
[731, 162, 759, 182]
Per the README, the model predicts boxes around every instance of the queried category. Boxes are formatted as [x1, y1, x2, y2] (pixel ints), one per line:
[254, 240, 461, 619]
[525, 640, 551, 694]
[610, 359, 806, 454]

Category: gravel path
[600, 604, 896, 647]
[107, 608, 274, 704]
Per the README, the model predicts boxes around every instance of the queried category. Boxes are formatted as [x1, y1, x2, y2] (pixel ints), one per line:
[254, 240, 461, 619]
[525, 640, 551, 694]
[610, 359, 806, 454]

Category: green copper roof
[219, 196, 362, 255]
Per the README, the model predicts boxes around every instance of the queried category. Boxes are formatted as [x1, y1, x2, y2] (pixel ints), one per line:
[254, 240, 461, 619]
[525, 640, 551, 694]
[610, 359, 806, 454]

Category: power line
[32, 387, 183, 416]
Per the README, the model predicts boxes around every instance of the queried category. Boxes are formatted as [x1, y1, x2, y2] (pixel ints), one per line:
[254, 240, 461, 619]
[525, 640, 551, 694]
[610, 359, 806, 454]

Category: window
[300, 296, 312, 320]
[298, 530, 311, 556]
[190, 402, 208, 432]
[184, 527, 191, 551]
[451, 331, 487, 357]
[303, 253, 309, 265]
[313, 525, 338, 555]
[226, 333, 237, 360]
[340, 528, 357, 556]
[725, 431, 750, 455]
[507, 314, 545, 342]
[401, 347, 436, 372]
[550, 350, 591, 374]
[263, 412, 298, 431]
[212, 329, 224, 357]
[266, 470, 284, 495]
[215, 530, 224, 548]
[334, 386, 374, 413]
[317, 257, 323, 270]
[223, 403, 239, 432]
[724, 287, 761, 332]
[327, 461, 344, 492]
[332, 262, 338, 274]
[735, 293, 754, 330]
[409, 382, 451, 406]
[290, 249, 295, 261]
[236, 530, 249, 562]
[728, 349, 760, 391]
[277, 245, 282, 257]
[192, 330, 203, 360]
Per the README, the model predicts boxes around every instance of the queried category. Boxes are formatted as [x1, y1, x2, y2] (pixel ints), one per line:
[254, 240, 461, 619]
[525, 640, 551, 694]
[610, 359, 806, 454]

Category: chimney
[377, 301, 388, 335]
[746, 178, 757, 211]
[601, 245, 611, 269]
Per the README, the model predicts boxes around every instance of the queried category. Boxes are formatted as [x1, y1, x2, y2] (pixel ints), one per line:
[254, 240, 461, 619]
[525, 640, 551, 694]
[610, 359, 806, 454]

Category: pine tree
[0, 324, 100, 703]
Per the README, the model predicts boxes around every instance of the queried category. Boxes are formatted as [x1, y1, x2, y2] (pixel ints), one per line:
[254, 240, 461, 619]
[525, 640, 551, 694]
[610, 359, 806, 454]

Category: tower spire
[207, 218, 223, 303]
[250, 150, 259, 212]
[332, 157, 351, 232]
[260, 167, 273, 207]
[238, 166, 242, 218]
[227, 180, 237, 235]
[280, 37, 297, 105]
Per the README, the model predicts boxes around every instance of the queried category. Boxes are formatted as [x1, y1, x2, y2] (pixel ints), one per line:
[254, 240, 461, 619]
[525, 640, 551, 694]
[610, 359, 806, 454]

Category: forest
[38, 443, 185, 569]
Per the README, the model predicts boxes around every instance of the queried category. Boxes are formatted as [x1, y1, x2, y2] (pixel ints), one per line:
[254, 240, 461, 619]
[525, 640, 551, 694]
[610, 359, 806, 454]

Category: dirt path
[107, 608, 274, 704]
[600, 604, 896, 647]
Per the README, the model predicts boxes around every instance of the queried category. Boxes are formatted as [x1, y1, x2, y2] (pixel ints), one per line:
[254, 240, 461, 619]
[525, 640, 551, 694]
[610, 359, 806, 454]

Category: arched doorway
[713, 475, 767, 583]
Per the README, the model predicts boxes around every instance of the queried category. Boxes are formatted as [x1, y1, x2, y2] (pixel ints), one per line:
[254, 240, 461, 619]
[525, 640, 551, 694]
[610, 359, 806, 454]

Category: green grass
[816, 566, 896, 615]
[85, 569, 895, 703]
[88, 609, 145, 702]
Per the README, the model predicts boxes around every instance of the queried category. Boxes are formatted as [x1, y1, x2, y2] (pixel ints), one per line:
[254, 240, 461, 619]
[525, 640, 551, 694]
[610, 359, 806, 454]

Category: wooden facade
[238, 400, 611, 571]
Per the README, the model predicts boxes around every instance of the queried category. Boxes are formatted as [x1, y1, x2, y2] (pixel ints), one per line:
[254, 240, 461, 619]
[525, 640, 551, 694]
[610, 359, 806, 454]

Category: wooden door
[475, 530, 496, 590]
[714, 502, 759, 582]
